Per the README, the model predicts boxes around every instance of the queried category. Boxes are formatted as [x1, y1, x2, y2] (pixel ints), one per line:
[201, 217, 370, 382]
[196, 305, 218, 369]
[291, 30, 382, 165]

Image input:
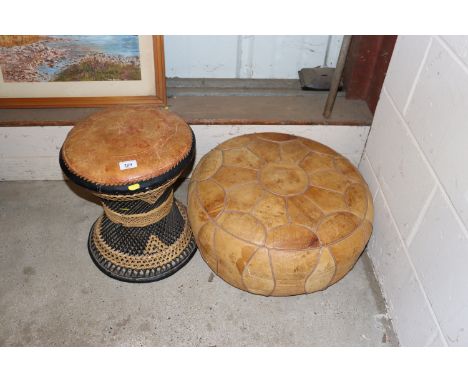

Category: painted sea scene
[0, 35, 141, 82]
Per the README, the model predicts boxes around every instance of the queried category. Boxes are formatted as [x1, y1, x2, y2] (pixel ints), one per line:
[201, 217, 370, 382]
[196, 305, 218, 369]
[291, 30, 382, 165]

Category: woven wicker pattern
[102, 191, 174, 227]
[92, 201, 193, 269]
[97, 176, 180, 203]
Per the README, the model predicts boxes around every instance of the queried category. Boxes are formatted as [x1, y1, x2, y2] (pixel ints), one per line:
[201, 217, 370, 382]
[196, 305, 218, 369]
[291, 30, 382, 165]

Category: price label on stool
[119, 160, 138, 170]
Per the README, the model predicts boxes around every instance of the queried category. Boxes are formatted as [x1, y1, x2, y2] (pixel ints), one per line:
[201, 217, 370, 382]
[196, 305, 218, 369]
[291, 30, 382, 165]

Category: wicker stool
[188, 133, 373, 296]
[60, 106, 197, 282]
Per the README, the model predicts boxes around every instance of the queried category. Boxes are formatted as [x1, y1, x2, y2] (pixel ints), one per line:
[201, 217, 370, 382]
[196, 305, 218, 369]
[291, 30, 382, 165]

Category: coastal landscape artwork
[0, 35, 141, 82]
[0, 35, 166, 108]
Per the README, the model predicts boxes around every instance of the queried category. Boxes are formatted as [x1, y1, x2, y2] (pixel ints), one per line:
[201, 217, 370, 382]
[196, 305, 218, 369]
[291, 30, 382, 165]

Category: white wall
[164, 35, 343, 79]
[0, 124, 368, 181]
[360, 36, 468, 346]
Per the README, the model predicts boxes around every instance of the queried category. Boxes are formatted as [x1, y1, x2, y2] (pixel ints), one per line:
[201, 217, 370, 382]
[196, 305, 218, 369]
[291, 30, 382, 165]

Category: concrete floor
[0, 180, 398, 346]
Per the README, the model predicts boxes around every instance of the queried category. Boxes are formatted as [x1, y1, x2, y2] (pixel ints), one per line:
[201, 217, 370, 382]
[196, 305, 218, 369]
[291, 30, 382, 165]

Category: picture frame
[0, 35, 167, 108]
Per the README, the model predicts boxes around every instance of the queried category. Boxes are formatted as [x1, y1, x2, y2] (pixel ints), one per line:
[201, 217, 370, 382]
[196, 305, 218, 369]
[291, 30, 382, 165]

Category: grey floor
[0, 180, 398, 346]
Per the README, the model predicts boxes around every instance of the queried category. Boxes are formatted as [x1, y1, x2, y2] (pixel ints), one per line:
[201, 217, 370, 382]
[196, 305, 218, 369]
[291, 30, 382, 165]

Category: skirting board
[0, 124, 370, 181]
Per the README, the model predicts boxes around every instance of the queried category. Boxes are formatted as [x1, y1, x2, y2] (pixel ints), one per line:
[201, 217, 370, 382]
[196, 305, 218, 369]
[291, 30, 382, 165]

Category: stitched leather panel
[61, 106, 193, 186]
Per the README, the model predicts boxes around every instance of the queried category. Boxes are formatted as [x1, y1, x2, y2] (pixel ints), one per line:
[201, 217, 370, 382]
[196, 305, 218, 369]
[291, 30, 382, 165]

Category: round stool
[188, 133, 373, 296]
[60, 106, 197, 282]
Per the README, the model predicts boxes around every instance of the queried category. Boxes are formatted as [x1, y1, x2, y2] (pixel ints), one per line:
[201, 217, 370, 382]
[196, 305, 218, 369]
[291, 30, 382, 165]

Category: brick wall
[360, 36, 468, 346]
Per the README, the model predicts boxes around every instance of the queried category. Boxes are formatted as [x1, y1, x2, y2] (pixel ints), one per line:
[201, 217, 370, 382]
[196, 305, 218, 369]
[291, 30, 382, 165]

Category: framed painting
[0, 35, 166, 108]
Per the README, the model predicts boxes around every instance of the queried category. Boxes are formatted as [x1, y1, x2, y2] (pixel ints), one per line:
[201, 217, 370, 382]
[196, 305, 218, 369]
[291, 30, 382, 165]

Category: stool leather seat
[60, 106, 194, 189]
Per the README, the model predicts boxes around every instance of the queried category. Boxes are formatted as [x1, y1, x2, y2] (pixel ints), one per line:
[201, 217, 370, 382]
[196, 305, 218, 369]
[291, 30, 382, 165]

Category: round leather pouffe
[188, 133, 374, 296]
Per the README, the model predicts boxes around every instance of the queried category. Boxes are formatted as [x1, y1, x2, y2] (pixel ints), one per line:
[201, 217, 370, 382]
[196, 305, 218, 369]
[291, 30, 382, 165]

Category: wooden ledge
[0, 94, 372, 127]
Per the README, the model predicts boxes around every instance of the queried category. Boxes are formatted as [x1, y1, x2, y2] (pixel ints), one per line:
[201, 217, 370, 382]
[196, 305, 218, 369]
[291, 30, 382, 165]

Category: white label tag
[119, 160, 138, 171]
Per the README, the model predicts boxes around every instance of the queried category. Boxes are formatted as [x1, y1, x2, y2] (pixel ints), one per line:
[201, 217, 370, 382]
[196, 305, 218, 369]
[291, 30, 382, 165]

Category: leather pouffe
[188, 133, 374, 296]
[60, 106, 197, 282]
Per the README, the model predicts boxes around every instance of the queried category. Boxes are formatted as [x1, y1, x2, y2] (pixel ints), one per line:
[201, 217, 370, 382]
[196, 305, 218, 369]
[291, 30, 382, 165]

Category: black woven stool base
[88, 200, 197, 283]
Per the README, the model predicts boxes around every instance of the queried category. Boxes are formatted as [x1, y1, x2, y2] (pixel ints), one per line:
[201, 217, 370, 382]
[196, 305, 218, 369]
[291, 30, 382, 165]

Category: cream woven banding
[93, 201, 193, 269]
[96, 175, 180, 203]
[102, 191, 174, 227]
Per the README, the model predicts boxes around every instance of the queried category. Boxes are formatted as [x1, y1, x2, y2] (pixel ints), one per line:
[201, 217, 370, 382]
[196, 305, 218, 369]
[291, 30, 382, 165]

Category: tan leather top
[61, 106, 193, 186]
